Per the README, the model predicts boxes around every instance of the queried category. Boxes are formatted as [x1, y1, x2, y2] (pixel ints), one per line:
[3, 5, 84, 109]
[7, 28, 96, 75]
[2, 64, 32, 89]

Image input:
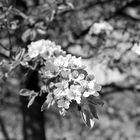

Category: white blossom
[68, 85, 82, 104]
[53, 55, 71, 68]
[80, 79, 101, 98]
[54, 81, 70, 99]
[69, 56, 82, 68]
[69, 70, 85, 82]
[132, 43, 140, 55]
[28, 39, 47, 58]
[57, 98, 70, 109]
[28, 39, 63, 59]
[89, 21, 113, 35]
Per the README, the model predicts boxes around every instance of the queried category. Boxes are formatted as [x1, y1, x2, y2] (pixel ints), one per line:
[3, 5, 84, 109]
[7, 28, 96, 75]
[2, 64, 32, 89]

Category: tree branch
[101, 82, 135, 96]
[0, 52, 9, 59]
[0, 43, 9, 51]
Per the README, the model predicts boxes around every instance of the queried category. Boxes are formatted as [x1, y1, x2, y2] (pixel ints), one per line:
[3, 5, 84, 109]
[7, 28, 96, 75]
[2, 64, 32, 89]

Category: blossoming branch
[19, 39, 103, 128]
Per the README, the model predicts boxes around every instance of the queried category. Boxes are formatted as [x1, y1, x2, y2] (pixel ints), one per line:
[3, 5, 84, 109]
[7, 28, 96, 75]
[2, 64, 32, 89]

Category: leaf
[89, 104, 99, 120]
[15, 49, 25, 61]
[57, 1, 74, 13]
[20, 89, 38, 108]
[37, 3, 55, 22]
[30, 30, 37, 41]
[37, 28, 46, 35]
[87, 96, 104, 106]
[27, 91, 38, 108]
[41, 100, 49, 111]
[22, 29, 31, 42]
[27, 96, 36, 108]
[80, 109, 95, 129]
[67, 2, 74, 9]
[19, 89, 31, 96]
[10, 61, 20, 71]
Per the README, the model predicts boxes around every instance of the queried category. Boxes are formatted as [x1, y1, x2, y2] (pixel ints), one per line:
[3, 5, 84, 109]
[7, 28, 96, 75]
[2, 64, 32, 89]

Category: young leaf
[88, 104, 99, 120]
[22, 29, 31, 42]
[19, 89, 31, 96]
[80, 109, 95, 129]
[41, 100, 49, 111]
[15, 48, 25, 61]
[27, 96, 36, 108]
[87, 96, 104, 106]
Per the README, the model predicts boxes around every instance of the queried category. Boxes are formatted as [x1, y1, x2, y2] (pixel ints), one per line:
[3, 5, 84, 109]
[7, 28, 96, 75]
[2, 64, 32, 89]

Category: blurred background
[0, 0, 140, 140]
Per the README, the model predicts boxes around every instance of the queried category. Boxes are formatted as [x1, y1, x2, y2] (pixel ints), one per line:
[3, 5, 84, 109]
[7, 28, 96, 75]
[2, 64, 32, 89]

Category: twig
[13, 7, 28, 19]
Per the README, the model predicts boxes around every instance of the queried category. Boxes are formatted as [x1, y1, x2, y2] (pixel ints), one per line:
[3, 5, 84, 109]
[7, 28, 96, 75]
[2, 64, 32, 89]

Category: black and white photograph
[0, 0, 140, 140]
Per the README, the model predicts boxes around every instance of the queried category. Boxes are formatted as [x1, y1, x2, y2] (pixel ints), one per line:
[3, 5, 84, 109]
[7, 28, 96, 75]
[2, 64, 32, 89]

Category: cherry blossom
[23, 39, 102, 117]
[28, 39, 64, 59]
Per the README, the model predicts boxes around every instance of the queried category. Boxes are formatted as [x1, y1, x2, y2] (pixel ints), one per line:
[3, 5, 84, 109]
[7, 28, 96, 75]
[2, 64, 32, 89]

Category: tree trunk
[0, 116, 10, 140]
[20, 70, 46, 140]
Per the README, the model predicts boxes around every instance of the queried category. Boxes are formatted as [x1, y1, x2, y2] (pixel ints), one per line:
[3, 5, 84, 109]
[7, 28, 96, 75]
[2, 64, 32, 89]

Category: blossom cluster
[26, 39, 101, 116]
[89, 21, 113, 35]
[28, 39, 64, 59]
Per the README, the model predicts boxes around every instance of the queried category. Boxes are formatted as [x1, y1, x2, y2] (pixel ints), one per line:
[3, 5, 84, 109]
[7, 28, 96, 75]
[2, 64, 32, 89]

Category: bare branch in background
[0, 43, 9, 51]
[0, 52, 9, 59]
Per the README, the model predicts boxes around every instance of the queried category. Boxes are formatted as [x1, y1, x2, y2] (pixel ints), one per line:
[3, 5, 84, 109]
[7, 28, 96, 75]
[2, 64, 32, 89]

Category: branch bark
[20, 70, 46, 140]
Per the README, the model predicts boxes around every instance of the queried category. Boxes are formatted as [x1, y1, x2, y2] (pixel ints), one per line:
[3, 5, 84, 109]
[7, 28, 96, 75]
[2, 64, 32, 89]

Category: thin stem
[13, 7, 28, 19]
